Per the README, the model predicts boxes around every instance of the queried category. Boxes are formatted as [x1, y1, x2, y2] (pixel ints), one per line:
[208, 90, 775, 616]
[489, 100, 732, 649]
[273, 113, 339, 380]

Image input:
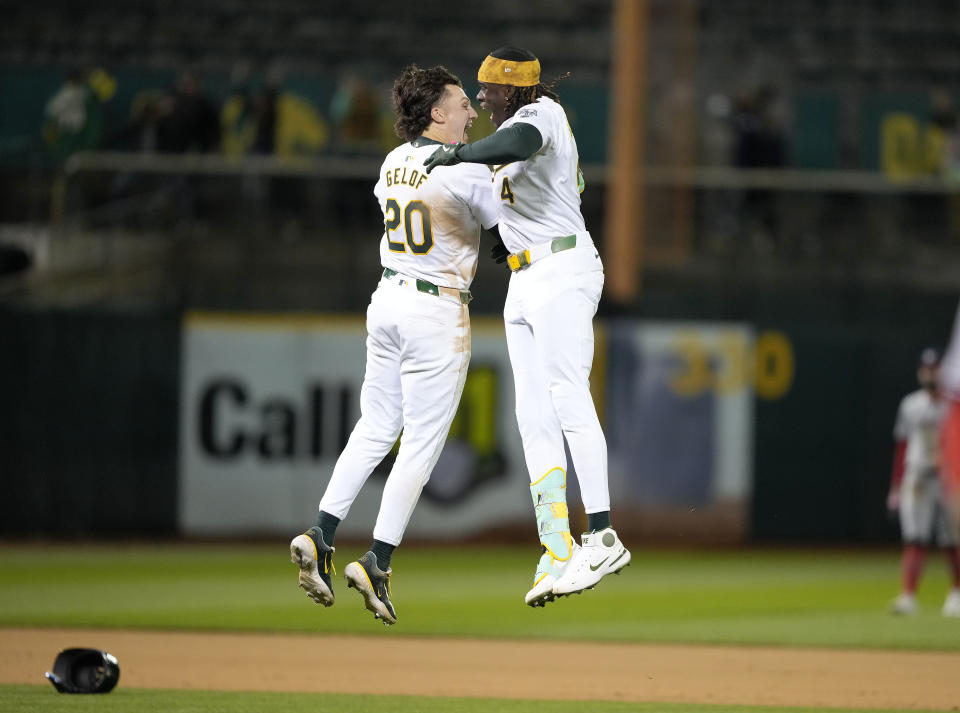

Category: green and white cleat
[344, 551, 397, 625]
[289, 526, 335, 607]
[552, 527, 630, 597]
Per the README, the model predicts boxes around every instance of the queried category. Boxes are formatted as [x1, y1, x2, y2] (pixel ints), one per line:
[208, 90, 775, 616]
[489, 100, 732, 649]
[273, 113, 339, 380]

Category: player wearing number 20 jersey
[376, 141, 496, 291]
[290, 65, 496, 626]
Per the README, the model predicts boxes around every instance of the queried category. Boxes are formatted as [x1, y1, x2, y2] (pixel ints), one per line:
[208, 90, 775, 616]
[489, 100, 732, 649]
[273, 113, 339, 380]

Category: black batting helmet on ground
[45, 648, 120, 693]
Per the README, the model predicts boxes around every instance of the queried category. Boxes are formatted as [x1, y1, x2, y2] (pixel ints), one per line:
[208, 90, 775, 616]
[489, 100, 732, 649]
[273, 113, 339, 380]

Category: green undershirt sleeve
[456, 122, 543, 165]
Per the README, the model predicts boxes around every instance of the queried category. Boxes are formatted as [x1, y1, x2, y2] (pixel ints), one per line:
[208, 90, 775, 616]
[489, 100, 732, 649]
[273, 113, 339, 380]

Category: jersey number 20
[385, 198, 434, 254]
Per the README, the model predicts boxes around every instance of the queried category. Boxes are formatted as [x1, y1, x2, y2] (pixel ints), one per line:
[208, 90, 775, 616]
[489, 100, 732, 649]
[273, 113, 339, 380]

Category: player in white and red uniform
[887, 347, 960, 616]
[290, 65, 498, 625]
[425, 46, 630, 607]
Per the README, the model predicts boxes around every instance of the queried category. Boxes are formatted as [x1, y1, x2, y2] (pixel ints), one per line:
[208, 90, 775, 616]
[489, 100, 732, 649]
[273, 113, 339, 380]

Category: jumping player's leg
[523, 279, 608, 517]
[504, 317, 566, 484]
[292, 297, 402, 607]
[371, 302, 471, 547]
[522, 260, 629, 596]
[504, 312, 574, 605]
[319, 302, 404, 521]
[344, 298, 471, 626]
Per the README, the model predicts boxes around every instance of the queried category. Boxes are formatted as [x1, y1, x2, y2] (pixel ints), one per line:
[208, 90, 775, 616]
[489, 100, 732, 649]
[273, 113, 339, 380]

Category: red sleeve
[890, 440, 907, 490]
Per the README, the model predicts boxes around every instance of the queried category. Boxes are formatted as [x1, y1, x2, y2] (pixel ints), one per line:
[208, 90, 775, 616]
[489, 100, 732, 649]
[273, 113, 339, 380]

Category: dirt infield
[3, 627, 959, 710]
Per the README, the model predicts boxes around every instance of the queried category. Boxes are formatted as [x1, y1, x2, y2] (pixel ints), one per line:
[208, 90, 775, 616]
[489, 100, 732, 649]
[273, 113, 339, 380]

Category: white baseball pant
[503, 234, 610, 513]
[318, 276, 471, 545]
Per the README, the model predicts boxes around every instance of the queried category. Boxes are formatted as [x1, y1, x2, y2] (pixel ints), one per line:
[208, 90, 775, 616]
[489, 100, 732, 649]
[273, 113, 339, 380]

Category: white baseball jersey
[942, 300, 960, 399]
[492, 96, 587, 253]
[375, 138, 497, 291]
[894, 388, 947, 481]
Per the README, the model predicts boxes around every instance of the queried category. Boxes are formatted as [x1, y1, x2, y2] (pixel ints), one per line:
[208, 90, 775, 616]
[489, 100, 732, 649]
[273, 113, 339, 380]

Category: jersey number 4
[500, 177, 515, 204]
[385, 198, 434, 254]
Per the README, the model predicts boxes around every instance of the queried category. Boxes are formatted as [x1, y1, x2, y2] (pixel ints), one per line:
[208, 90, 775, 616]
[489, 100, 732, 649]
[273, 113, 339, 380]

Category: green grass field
[1, 543, 957, 713]
[0, 684, 944, 713]
[1, 544, 957, 649]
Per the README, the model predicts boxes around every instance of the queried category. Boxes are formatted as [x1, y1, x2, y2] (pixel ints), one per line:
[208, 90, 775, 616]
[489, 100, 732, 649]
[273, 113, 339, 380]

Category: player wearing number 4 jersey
[290, 65, 497, 625]
[425, 46, 630, 607]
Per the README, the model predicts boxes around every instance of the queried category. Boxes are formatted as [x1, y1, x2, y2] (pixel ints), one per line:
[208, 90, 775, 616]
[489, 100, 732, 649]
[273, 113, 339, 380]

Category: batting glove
[423, 144, 462, 173]
[490, 237, 509, 264]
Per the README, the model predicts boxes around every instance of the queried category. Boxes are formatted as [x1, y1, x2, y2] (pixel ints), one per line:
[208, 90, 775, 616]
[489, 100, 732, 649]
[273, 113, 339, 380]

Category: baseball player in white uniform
[887, 347, 960, 616]
[425, 46, 630, 607]
[290, 65, 498, 625]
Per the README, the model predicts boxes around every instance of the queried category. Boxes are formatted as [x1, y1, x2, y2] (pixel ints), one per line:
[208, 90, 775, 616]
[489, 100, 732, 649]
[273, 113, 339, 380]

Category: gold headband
[477, 55, 541, 87]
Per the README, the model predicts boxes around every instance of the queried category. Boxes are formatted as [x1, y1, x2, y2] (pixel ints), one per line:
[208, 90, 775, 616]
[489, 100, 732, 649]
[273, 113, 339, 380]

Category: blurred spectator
[102, 92, 167, 223]
[105, 91, 164, 153]
[252, 86, 279, 154]
[330, 73, 383, 155]
[157, 70, 221, 154]
[730, 85, 786, 255]
[151, 70, 221, 231]
[928, 89, 957, 176]
[221, 67, 276, 157]
[328, 73, 384, 229]
[41, 69, 107, 160]
[732, 86, 785, 169]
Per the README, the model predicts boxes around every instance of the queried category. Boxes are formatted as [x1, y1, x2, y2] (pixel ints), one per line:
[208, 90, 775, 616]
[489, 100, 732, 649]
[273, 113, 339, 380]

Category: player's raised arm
[423, 123, 543, 173]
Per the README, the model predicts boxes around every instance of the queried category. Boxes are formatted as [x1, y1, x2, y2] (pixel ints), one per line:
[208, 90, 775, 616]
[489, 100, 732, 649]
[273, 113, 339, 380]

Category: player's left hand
[424, 144, 462, 173]
[490, 238, 509, 264]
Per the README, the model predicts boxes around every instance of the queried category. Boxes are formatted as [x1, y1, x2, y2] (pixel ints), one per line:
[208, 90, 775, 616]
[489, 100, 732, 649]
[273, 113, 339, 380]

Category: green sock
[587, 511, 611, 532]
[315, 511, 340, 547]
[371, 540, 395, 571]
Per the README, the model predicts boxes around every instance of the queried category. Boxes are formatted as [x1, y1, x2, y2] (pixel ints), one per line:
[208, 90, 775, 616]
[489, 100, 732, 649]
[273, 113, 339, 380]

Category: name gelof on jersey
[385, 164, 428, 189]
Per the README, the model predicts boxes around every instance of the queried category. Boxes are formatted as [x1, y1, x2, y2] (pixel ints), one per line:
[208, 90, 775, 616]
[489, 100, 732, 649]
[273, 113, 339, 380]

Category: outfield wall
[1, 302, 953, 543]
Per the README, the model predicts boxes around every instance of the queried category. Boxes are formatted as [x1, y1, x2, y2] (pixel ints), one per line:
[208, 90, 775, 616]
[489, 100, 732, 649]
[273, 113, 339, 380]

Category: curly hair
[392, 64, 463, 142]
[487, 46, 562, 121]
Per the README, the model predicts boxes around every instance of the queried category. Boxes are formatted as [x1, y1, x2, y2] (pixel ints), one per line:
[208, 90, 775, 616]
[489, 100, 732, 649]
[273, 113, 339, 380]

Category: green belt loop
[383, 268, 397, 278]
[551, 235, 577, 253]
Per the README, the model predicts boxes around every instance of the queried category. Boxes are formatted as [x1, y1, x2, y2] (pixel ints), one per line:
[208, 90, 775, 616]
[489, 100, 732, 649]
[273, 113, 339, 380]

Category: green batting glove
[423, 144, 463, 173]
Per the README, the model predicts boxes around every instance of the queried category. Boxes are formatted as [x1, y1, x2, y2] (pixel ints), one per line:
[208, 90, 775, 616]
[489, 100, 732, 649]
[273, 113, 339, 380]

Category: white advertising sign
[178, 312, 530, 538]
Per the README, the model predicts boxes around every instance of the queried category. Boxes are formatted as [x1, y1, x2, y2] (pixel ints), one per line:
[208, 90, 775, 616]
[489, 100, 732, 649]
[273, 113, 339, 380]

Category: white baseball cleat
[942, 588, 960, 617]
[525, 542, 579, 607]
[891, 592, 918, 615]
[552, 527, 630, 596]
